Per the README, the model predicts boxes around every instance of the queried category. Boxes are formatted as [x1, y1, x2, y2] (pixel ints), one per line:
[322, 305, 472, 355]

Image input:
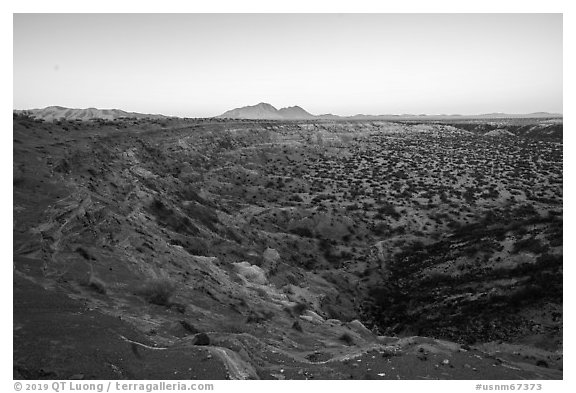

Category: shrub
[412, 240, 425, 251]
[289, 194, 304, 202]
[246, 309, 274, 324]
[180, 320, 200, 334]
[183, 203, 219, 231]
[148, 198, 199, 236]
[339, 332, 355, 346]
[290, 227, 314, 238]
[292, 320, 303, 332]
[512, 238, 548, 254]
[377, 203, 401, 220]
[291, 302, 308, 316]
[536, 360, 549, 368]
[226, 321, 249, 333]
[136, 278, 176, 306]
[13, 173, 25, 186]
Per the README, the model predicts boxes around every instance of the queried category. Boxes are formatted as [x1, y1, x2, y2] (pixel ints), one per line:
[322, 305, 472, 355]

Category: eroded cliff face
[13, 115, 562, 379]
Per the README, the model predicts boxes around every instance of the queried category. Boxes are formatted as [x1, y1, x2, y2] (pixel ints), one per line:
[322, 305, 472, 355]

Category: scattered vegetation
[135, 278, 177, 306]
[13, 113, 562, 369]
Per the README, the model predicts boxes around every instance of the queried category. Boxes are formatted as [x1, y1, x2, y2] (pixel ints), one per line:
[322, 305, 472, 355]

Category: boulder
[232, 262, 268, 285]
[192, 333, 210, 346]
[262, 248, 280, 273]
[300, 310, 325, 325]
[346, 319, 374, 339]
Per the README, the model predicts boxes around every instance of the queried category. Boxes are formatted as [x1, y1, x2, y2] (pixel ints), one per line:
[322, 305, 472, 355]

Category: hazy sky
[13, 14, 562, 117]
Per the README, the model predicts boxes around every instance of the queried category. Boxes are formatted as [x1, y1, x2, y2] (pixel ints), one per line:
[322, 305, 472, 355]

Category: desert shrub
[339, 332, 355, 346]
[246, 309, 274, 324]
[372, 222, 390, 236]
[535, 253, 562, 268]
[148, 198, 199, 236]
[223, 321, 247, 334]
[291, 302, 308, 316]
[178, 186, 215, 207]
[136, 278, 176, 306]
[183, 203, 219, 231]
[170, 302, 186, 313]
[13, 175, 25, 187]
[290, 227, 314, 238]
[393, 225, 406, 235]
[253, 286, 271, 300]
[180, 320, 200, 334]
[169, 236, 209, 256]
[369, 286, 394, 309]
[412, 240, 425, 251]
[75, 247, 95, 261]
[422, 271, 452, 286]
[513, 203, 538, 218]
[284, 273, 300, 286]
[512, 238, 547, 254]
[536, 360, 549, 368]
[292, 320, 303, 332]
[549, 233, 562, 247]
[288, 194, 304, 202]
[377, 203, 401, 220]
[508, 284, 545, 307]
[346, 203, 359, 211]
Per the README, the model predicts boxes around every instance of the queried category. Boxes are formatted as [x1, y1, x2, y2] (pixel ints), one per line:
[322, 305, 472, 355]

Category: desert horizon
[13, 103, 564, 120]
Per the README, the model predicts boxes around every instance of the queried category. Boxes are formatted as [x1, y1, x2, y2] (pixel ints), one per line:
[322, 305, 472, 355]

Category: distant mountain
[15, 104, 562, 122]
[14, 106, 169, 121]
[348, 114, 391, 120]
[218, 103, 314, 120]
[316, 114, 342, 120]
[277, 106, 315, 119]
[218, 103, 284, 120]
[217, 103, 562, 121]
[475, 112, 563, 119]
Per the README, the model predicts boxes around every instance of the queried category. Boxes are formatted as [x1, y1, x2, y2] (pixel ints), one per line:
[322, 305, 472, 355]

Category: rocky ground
[13, 114, 562, 379]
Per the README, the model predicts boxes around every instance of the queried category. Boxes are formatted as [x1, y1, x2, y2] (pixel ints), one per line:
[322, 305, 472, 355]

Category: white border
[4, 2, 572, 391]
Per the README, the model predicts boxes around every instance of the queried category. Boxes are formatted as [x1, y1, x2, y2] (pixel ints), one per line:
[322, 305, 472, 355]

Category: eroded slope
[13, 115, 562, 379]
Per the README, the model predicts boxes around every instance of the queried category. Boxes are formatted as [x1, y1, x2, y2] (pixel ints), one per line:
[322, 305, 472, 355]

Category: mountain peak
[278, 105, 314, 119]
[218, 103, 314, 120]
[255, 102, 277, 109]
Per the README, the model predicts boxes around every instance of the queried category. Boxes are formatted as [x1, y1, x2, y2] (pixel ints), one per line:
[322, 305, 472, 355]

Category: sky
[13, 13, 563, 117]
